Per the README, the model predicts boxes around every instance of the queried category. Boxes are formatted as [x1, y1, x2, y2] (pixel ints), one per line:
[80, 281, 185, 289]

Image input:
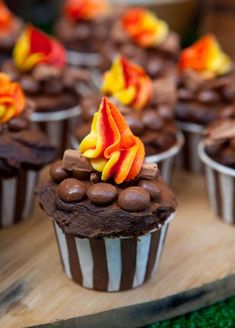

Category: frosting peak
[0, 1, 14, 34]
[102, 56, 153, 111]
[80, 97, 145, 184]
[0, 73, 26, 124]
[179, 35, 231, 77]
[13, 26, 66, 72]
[65, 0, 109, 21]
[122, 8, 169, 48]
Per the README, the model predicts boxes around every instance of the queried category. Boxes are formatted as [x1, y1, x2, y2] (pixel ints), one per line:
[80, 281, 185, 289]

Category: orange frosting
[65, 0, 109, 21]
[179, 35, 231, 77]
[80, 97, 145, 184]
[0, 1, 14, 35]
[102, 56, 153, 111]
[13, 26, 66, 72]
[122, 8, 169, 48]
[0, 73, 26, 124]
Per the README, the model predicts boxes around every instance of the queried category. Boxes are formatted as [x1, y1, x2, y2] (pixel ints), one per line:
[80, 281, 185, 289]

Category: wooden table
[1, 169, 235, 328]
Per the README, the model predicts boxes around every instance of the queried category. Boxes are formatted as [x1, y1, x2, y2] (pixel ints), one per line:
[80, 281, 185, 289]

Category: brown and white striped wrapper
[31, 105, 81, 157]
[70, 132, 184, 185]
[53, 213, 175, 292]
[177, 121, 204, 173]
[198, 142, 235, 225]
[0, 169, 39, 228]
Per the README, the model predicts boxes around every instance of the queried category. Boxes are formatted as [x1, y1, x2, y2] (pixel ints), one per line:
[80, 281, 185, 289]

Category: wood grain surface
[1, 169, 235, 328]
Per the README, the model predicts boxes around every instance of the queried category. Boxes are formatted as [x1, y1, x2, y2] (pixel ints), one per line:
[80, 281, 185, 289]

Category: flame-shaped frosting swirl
[64, 0, 109, 21]
[0, 73, 26, 124]
[0, 1, 14, 35]
[80, 97, 145, 184]
[102, 56, 153, 111]
[13, 26, 66, 72]
[179, 35, 231, 77]
[122, 8, 169, 48]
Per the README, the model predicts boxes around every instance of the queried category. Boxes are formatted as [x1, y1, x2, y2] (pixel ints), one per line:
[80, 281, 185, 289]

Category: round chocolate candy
[87, 183, 117, 205]
[118, 187, 150, 212]
[125, 114, 144, 136]
[138, 179, 161, 201]
[197, 90, 220, 104]
[57, 178, 86, 203]
[142, 111, 163, 131]
[8, 117, 29, 131]
[20, 75, 39, 94]
[50, 161, 69, 183]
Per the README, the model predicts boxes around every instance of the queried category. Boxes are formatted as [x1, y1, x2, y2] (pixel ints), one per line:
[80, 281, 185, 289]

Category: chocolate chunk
[32, 64, 61, 81]
[57, 178, 86, 203]
[8, 117, 30, 131]
[138, 163, 159, 179]
[178, 88, 194, 101]
[152, 78, 176, 104]
[125, 114, 144, 136]
[20, 75, 40, 94]
[87, 183, 117, 205]
[158, 105, 174, 120]
[118, 187, 150, 212]
[138, 179, 161, 201]
[197, 90, 220, 104]
[63, 150, 93, 172]
[142, 111, 163, 131]
[146, 59, 162, 77]
[50, 160, 69, 183]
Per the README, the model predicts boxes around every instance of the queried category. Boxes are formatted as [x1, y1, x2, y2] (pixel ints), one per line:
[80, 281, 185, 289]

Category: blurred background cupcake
[0, 73, 56, 228]
[1, 25, 94, 155]
[71, 56, 184, 183]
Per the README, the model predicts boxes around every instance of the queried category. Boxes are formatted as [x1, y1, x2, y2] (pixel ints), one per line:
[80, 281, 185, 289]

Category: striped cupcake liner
[0, 169, 39, 228]
[70, 132, 184, 185]
[177, 121, 204, 173]
[31, 105, 81, 157]
[53, 213, 175, 292]
[198, 142, 235, 225]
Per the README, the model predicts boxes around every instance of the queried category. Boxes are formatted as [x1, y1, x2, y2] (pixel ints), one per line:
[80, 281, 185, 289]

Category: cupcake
[101, 7, 180, 79]
[0, 73, 56, 228]
[55, 0, 116, 68]
[38, 97, 176, 291]
[198, 119, 235, 225]
[72, 56, 183, 183]
[176, 35, 235, 172]
[1, 25, 93, 155]
[0, 1, 23, 59]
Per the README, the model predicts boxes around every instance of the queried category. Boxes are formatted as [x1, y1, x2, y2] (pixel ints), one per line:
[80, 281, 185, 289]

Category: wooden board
[1, 169, 235, 328]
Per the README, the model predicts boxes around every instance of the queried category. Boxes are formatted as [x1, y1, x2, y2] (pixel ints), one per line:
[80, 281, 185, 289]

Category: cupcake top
[176, 35, 235, 125]
[0, 1, 23, 53]
[76, 56, 177, 156]
[101, 7, 179, 77]
[1, 25, 93, 112]
[203, 119, 235, 168]
[39, 97, 176, 238]
[0, 73, 56, 177]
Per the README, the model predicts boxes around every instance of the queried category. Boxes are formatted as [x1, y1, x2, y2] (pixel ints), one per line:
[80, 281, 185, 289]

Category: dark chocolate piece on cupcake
[1, 25, 93, 112]
[176, 35, 235, 126]
[101, 8, 180, 78]
[0, 73, 56, 228]
[39, 97, 176, 291]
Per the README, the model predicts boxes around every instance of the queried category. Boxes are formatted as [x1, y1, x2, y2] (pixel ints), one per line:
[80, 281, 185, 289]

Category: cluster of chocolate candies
[50, 150, 161, 212]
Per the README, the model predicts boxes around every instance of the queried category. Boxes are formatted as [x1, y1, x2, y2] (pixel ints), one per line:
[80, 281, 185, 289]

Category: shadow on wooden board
[30, 274, 235, 328]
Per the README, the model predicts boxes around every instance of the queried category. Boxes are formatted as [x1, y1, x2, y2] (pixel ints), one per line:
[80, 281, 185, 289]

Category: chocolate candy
[142, 111, 163, 131]
[20, 75, 39, 94]
[87, 183, 117, 205]
[138, 179, 161, 201]
[57, 178, 86, 203]
[125, 114, 144, 136]
[43, 79, 63, 95]
[50, 161, 69, 183]
[118, 187, 150, 212]
[197, 90, 220, 104]
[8, 117, 29, 131]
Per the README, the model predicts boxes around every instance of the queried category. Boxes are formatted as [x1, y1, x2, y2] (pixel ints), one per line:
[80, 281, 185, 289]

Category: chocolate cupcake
[1, 25, 93, 155]
[71, 56, 184, 183]
[176, 35, 235, 172]
[0, 1, 23, 59]
[101, 7, 180, 79]
[55, 0, 117, 67]
[198, 120, 235, 225]
[0, 73, 56, 228]
[38, 97, 176, 292]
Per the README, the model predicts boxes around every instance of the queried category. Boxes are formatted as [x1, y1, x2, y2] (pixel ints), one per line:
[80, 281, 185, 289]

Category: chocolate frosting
[0, 105, 56, 177]
[176, 68, 235, 125]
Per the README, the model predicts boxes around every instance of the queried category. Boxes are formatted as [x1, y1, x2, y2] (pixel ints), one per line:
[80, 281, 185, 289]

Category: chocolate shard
[152, 77, 176, 105]
[138, 163, 159, 179]
[63, 149, 93, 172]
